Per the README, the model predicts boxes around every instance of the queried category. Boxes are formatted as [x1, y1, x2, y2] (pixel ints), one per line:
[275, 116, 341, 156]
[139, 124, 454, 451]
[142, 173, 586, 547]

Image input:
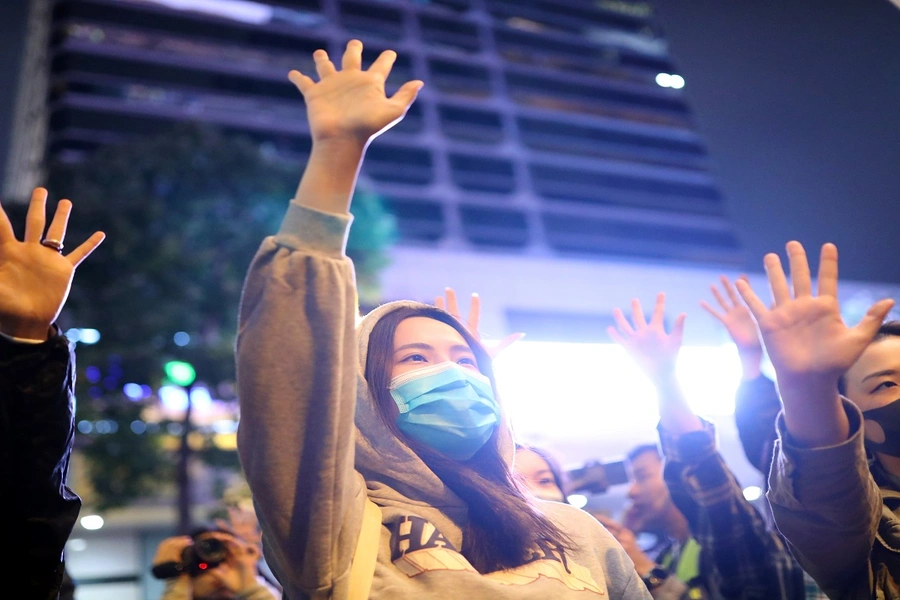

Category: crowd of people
[5, 39, 900, 600]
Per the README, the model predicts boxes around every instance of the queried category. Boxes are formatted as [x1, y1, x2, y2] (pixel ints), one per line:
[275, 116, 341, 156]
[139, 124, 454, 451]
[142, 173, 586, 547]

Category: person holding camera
[152, 529, 278, 600]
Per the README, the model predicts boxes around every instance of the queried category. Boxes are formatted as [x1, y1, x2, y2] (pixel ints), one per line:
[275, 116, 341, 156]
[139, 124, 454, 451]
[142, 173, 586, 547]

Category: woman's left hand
[0, 188, 105, 339]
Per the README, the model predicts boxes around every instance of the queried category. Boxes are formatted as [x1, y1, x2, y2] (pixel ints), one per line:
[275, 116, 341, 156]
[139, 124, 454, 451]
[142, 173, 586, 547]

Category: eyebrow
[393, 343, 474, 354]
[862, 369, 899, 383]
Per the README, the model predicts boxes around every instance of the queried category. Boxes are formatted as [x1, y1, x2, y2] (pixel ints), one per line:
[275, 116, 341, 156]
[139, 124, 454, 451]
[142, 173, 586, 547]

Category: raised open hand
[609, 293, 686, 382]
[701, 275, 762, 353]
[434, 287, 525, 359]
[0, 188, 105, 339]
[288, 40, 423, 144]
[735, 242, 894, 396]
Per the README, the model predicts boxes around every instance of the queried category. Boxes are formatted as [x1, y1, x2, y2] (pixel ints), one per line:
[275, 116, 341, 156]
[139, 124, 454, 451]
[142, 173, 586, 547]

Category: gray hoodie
[236, 202, 651, 600]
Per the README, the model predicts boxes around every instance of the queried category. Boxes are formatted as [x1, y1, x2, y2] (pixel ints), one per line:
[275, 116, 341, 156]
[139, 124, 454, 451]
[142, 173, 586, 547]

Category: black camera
[565, 460, 630, 494]
[151, 536, 228, 579]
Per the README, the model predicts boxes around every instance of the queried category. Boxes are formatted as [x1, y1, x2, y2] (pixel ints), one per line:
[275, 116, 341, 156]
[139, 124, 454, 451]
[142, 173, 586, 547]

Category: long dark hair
[838, 320, 900, 396]
[365, 305, 571, 573]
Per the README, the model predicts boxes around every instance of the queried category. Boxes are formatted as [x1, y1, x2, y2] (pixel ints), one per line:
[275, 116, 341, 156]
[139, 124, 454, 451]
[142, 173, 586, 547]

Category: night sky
[652, 0, 900, 284]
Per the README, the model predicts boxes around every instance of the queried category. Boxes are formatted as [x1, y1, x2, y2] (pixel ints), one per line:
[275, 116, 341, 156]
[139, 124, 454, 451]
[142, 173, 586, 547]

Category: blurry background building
[1, 1, 899, 598]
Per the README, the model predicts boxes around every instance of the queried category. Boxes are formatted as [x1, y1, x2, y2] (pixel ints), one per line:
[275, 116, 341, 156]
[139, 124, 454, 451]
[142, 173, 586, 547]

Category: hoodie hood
[353, 300, 516, 511]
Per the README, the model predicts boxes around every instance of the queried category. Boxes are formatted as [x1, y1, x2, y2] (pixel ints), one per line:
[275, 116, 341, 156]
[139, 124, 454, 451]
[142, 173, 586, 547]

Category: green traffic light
[164, 360, 196, 387]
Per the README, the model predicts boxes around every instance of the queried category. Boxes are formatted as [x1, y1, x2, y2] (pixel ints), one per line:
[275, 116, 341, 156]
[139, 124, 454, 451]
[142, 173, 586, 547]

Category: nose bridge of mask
[389, 361, 493, 414]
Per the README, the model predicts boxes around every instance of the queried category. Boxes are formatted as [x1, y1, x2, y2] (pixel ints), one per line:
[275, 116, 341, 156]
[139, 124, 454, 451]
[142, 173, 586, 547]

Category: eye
[457, 356, 477, 367]
[400, 353, 427, 363]
[873, 381, 898, 392]
[538, 478, 554, 485]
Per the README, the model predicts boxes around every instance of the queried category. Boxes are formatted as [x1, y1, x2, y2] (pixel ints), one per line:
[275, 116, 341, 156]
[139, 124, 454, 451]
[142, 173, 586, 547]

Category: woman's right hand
[289, 40, 423, 145]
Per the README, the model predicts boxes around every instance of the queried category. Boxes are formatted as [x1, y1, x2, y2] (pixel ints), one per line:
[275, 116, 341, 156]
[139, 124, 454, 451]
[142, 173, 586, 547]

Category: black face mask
[863, 398, 900, 457]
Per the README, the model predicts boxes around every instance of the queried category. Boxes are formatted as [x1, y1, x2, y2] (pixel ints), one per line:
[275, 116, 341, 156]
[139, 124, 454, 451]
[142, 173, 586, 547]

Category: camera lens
[195, 538, 227, 563]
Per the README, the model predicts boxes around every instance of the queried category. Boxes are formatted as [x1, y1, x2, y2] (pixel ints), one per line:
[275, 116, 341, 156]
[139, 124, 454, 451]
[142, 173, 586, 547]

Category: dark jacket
[0, 330, 82, 599]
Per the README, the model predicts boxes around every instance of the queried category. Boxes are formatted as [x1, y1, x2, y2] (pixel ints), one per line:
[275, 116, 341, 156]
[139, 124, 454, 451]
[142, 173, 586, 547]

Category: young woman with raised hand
[235, 40, 650, 600]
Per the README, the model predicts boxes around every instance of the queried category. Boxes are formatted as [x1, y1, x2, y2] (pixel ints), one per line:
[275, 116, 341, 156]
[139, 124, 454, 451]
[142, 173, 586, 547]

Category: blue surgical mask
[389, 361, 501, 461]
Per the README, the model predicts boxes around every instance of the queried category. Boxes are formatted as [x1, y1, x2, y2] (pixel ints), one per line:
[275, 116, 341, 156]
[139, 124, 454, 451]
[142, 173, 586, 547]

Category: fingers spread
[764, 252, 790, 306]
[389, 80, 424, 111]
[368, 49, 398, 79]
[710, 284, 729, 311]
[445, 287, 460, 318]
[341, 39, 363, 71]
[45, 199, 72, 246]
[735, 277, 768, 321]
[699, 299, 725, 322]
[467, 293, 481, 333]
[786, 240, 812, 298]
[67, 231, 105, 268]
[671, 313, 687, 341]
[313, 49, 336, 79]
[24, 187, 48, 243]
[0, 198, 14, 243]
[650, 292, 666, 326]
[631, 298, 647, 328]
[722, 275, 742, 306]
[855, 298, 896, 341]
[611, 307, 635, 335]
[817, 243, 839, 297]
[288, 70, 315, 94]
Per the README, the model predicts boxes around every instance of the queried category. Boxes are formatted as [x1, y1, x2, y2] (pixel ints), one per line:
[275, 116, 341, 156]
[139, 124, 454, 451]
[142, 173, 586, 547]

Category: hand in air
[735, 241, 894, 397]
[701, 275, 762, 354]
[609, 293, 686, 382]
[288, 40, 424, 144]
[0, 188, 105, 339]
[435, 287, 525, 359]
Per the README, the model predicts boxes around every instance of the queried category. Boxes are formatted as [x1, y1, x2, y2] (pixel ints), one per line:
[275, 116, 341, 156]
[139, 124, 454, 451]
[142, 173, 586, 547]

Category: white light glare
[567, 494, 589, 509]
[742, 485, 763, 501]
[67, 538, 88, 552]
[655, 73, 685, 89]
[492, 341, 740, 444]
[160, 385, 189, 412]
[67, 328, 101, 344]
[80, 515, 104, 530]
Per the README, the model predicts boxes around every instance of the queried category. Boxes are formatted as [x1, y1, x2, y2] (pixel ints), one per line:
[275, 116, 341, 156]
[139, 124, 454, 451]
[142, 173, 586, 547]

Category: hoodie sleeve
[236, 202, 365, 597]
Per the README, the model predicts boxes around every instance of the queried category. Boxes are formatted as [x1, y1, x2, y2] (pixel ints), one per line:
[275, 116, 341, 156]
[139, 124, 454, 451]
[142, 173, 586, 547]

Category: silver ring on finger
[41, 238, 64, 253]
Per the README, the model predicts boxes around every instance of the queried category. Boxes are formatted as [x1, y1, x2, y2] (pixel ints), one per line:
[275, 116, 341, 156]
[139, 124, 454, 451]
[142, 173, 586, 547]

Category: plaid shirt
[658, 420, 807, 600]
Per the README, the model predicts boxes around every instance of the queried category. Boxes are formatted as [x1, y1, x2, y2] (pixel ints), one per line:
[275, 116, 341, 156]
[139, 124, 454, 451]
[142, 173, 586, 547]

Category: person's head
[362, 303, 570, 573]
[839, 321, 900, 456]
[623, 443, 673, 534]
[365, 305, 500, 459]
[514, 444, 568, 503]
